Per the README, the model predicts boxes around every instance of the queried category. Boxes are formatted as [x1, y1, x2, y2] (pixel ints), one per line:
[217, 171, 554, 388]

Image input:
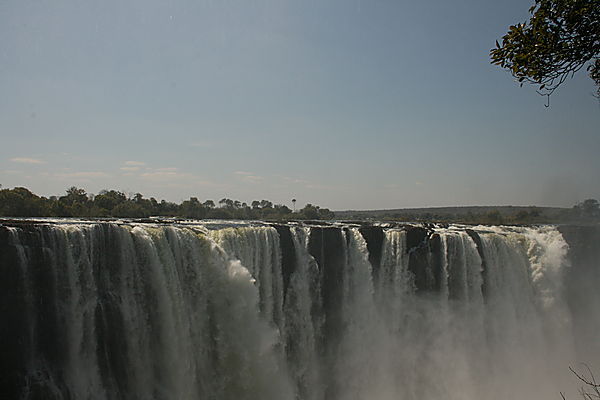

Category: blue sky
[1, 0, 599, 210]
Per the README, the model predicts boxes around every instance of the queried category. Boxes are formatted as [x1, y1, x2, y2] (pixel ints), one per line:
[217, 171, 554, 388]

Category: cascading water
[0, 223, 294, 400]
[0, 220, 598, 400]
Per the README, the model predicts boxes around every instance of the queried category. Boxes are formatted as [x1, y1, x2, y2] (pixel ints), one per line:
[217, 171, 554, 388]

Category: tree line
[2, 185, 598, 224]
[340, 200, 600, 225]
[0, 186, 334, 221]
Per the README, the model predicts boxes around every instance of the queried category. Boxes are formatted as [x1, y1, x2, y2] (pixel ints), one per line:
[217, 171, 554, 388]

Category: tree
[300, 204, 320, 219]
[485, 210, 503, 224]
[274, 204, 292, 214]
[0, 187, 49, 217]
[259, 199, 273, 209]
[218, 198, 234, 209]
[62, 186, 88, 206]
[179, 197, 208, 219]
[581, 198, 600, 215]
[574, 198, 600, 218]
[515, 210, 531, 221]
[112, 202, 149, 218]
[133, 193, 144, 203]
[491, 0, 600, 100]
[94, 190, 127, 211]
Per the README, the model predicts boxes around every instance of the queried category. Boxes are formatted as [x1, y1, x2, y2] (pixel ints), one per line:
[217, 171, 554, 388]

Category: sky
[1, 0, 599, 211]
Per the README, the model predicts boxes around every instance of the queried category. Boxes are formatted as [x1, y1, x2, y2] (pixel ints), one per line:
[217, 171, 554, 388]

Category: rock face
[307, 226, 346, 389]
[465, 229, 488, 298]
[407, 227, 444, 293]
[0, 220, 598, 400]
[358, 225, 384, 283]
[273, 225, 297, 298]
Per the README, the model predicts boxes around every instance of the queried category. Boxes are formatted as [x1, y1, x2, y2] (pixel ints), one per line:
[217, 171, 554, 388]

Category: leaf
[491, 0, 598, 99]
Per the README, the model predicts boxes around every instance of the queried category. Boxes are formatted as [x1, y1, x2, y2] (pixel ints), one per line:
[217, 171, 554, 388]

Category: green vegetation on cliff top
[0, 186, 334, 221]
[0, 186, 598, 225]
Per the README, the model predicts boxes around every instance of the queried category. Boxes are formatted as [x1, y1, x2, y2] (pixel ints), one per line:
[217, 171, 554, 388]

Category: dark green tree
[574, 198, 600, 218]
[259, 200, 273, 209]
[299, 204, 321, 219]
[61, 186, 89, 206]
[133, 193, 144, 203]
[0, 185, 333, 221]
[0, 187, 49, 216]
[491, 0, 600, 99]
[581, 198, 599, 214]
[179, 197, 208, 219]
[157, 200, 179, 216]
[218, 198, 235, 209]
[485, 210, 504, 224]
[94, 190, 127, 212]
[112, 202, 149, 218]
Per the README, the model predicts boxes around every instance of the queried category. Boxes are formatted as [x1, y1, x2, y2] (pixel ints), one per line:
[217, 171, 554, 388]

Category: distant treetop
[0, 186, 334, 221]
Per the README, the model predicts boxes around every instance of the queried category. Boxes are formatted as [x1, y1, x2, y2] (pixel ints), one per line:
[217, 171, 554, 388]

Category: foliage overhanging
[491, 0, 600, 99]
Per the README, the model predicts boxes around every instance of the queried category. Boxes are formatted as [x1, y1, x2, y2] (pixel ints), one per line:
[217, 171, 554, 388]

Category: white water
[6, 224, 294, 400]
[2, 222, 596, 399]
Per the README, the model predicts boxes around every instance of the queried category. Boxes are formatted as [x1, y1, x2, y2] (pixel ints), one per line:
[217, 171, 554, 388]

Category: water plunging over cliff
[1, 220, 598, 400]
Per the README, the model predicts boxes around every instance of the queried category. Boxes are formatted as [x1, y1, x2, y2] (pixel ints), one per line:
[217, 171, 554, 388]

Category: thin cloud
[242, 175, 264, 183]
[55, 171, 110, 178]
[10, 157, 45, 164]
[282, 176, 310, 185]
[277, 175, 330, 190]
[234, 171, 264, 183]
[120, 161, 151, 172]
[125, 161, 146, 166]
[141, 171, 187, 180]
[139, 171, 221, 189]
[51, 171, 111, 183]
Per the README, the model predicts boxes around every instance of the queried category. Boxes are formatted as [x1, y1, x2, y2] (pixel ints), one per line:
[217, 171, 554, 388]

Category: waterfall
[0, 221, 598, 400]
[0, 223, 293, 400]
